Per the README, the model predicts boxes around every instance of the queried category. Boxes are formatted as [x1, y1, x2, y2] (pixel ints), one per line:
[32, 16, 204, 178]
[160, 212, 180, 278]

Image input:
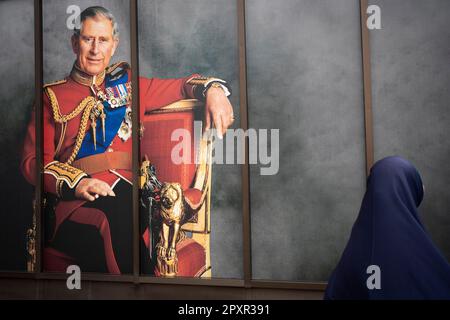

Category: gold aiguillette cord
[100, 105, 106, 143]
[90, 113, 97, 150]
[89, 75, 108, 149]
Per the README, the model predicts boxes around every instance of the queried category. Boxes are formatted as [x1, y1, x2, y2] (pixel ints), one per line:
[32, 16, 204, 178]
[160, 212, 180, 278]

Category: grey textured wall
[370, 0, 450, 260]
[138, 0, 243, 279]
[43, 0, 130, 83]
[0, 0, 35, 271]
[246, 0, 366, 281]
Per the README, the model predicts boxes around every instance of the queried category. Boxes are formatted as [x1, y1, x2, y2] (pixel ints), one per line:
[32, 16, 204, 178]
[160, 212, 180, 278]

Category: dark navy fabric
[325, 156, 450, 300]
[77, 72, 128, 159]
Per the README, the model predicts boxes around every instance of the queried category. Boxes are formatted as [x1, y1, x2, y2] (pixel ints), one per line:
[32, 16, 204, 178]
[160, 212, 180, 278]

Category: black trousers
[50, 180, 152, 274]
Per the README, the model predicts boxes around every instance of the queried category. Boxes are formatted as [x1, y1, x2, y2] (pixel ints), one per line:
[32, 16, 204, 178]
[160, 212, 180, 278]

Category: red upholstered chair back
[140, 101, 203, 190]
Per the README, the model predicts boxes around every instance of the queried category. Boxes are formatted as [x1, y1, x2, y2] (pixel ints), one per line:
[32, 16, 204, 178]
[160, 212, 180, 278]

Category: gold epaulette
[44, 161, 88, 197]
[106, 61, 130, 75]
[43, 79, 67, 89]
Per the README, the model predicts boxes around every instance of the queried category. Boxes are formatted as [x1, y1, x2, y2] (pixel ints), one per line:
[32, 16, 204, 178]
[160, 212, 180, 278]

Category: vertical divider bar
[34, 0, 43, 274]
[130, 0, 141, 283]
[237, 0, 252, 288]
[360, 0, 375, 176]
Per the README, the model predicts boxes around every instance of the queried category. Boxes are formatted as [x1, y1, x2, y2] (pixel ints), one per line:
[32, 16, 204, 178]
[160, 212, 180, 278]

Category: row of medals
[89, 82, 132, 149]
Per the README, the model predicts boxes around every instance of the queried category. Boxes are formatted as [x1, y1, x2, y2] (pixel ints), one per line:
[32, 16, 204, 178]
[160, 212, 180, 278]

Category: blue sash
[76, 72, 129, 160]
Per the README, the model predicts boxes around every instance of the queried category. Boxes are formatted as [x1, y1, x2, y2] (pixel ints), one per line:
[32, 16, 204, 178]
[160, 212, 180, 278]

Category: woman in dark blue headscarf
[325, 156, 450, 300]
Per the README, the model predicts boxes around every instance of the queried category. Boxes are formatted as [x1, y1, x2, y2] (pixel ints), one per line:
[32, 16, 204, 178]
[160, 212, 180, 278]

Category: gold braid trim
[186, 77, 230, 99]
[186, 76, 214, 86]
[70, 63, 105, 87]
[44, 161, 88, 191]
[45, 87, 95, 124]
[66, 98, 97, 165]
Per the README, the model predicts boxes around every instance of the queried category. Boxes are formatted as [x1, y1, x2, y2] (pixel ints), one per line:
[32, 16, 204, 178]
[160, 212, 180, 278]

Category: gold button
[108, 148, 114, 152]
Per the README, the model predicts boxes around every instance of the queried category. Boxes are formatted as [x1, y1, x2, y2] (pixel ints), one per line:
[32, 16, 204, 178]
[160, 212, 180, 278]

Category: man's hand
[75, 178, 116, 201]
[204, 87, 234, 139]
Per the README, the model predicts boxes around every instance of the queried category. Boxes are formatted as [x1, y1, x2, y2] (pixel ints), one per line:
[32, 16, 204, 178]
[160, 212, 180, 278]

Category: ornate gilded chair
[140, 99, 212, 278]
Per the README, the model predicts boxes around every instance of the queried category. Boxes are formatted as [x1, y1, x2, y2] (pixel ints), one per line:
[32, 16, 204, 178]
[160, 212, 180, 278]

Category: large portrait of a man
[20, 5, 234, 275]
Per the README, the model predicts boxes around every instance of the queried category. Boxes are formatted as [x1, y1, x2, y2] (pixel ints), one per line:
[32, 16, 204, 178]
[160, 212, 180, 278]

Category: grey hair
[74, 6, 119, 38]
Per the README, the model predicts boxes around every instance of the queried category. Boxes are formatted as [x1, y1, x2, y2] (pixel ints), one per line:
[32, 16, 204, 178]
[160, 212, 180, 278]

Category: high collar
[70, 62, 106, 87]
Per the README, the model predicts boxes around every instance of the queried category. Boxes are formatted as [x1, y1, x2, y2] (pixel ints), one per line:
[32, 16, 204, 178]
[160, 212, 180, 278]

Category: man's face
[71, 16, 119, 76]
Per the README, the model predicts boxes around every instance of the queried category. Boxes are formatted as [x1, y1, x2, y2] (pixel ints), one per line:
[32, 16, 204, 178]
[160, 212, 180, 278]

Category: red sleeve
[42, 93, 59, 195]
[139, 74, 200, 113]
[20, 93, 79, 196]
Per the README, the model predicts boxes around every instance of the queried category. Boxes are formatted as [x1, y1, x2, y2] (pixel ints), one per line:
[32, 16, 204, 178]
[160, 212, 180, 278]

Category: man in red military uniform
[20, 6, 233, 274]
